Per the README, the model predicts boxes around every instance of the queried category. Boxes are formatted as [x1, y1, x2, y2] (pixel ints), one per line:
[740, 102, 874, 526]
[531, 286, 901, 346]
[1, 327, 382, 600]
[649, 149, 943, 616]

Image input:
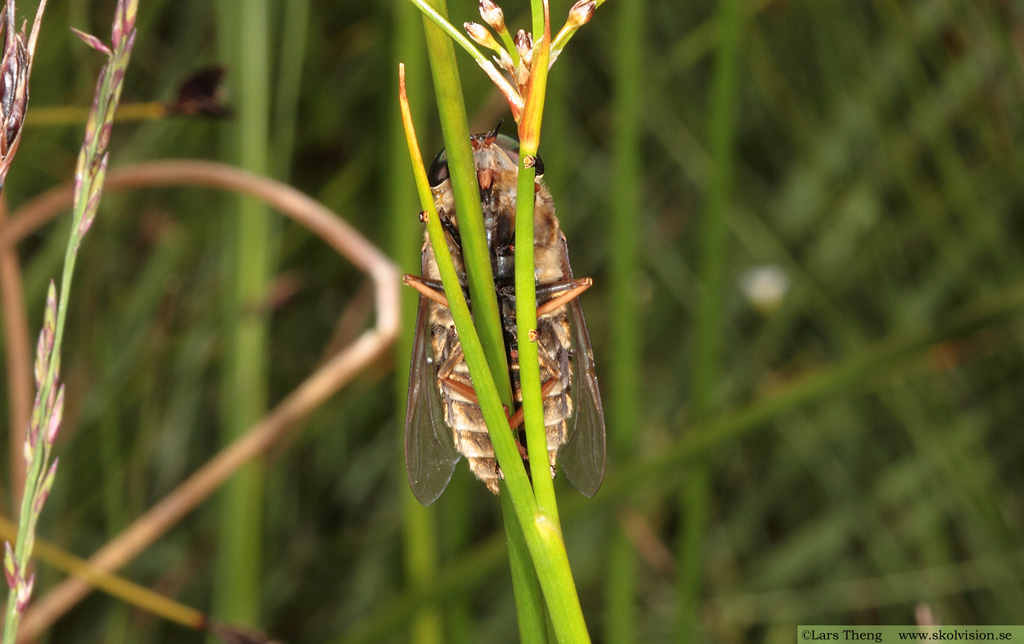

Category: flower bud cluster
[462, 0, 598, 122]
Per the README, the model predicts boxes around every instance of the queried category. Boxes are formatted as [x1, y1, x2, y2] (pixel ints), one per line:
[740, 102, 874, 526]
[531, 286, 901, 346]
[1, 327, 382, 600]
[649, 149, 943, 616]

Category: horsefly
[404, 123, 605, 505]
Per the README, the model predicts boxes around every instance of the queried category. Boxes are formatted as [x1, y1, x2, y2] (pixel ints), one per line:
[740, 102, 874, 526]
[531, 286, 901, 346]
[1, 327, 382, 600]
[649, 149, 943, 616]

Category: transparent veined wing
[555, 239, 606, 497]
[405, 295, 460, 505]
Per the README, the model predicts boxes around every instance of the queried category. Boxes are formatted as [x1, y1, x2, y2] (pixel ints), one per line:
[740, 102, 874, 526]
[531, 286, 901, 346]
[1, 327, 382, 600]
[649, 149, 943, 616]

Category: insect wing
[405, 295, 460, 505]
[556, 245, 606, 497]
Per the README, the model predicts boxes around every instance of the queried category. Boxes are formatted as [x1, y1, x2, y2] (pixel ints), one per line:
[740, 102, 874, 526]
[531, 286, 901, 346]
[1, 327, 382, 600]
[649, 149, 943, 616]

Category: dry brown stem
[0, 160, 400, 640]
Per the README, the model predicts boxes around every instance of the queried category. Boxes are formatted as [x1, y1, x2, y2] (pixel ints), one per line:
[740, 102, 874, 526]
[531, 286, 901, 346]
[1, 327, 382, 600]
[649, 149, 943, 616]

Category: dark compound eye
[532, 153, 545, 177]
[427, 148, 450, 187]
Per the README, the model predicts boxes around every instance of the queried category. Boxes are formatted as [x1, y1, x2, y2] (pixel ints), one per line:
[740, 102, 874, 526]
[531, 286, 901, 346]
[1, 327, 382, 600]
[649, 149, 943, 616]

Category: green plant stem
[409, 0, 489, 66]
[214, 0, 272, 628]
[606, 0, 644, 639]
[515, 0, 559, 527]
[391, 4, 444, 643]
[497, 28, 520, 69]
[681, 0, 744, 639]
[4, 2, 136, 641]
[413, 5, 552, 630]
[270, 0, 309, 181]
[501, 492, 548, 644]
[508, 10, 590, 640]
[410, 0, 522, 117]
[335, 278, 1024, 644]
[398, 75, 530, 517]
[530, 0, 545, 46]
[411, 14, 542, 630]
[693, 0, 743, 417]
[406, 1, 590, 639]
[419, 0, 513, 410]
[399, 57, 542, 638]
[400, 68, 589, 644]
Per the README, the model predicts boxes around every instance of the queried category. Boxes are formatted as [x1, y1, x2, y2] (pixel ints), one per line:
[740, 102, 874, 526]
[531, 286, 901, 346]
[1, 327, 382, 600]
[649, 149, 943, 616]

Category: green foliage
[0, 1, 1022, 642]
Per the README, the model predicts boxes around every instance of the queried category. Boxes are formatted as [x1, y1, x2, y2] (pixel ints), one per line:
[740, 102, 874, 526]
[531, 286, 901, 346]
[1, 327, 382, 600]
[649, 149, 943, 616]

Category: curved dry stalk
[0, 201, 31, 509]
[0, 0, 51, 509]
[0, 160, 400, 641]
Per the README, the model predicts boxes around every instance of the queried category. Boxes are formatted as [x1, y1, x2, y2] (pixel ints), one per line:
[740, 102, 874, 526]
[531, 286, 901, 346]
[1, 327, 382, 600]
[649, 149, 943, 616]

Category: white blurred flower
[740, 265, 790, 314]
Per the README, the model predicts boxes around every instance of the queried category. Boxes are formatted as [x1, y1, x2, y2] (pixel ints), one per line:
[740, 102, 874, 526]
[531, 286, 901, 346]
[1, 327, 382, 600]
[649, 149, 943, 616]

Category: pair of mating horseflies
[404, 123, 606, 505]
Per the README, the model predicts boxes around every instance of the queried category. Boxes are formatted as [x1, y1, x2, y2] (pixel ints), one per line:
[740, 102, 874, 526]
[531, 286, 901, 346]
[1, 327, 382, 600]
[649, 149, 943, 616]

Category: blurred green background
[1, 0, 1023, 642]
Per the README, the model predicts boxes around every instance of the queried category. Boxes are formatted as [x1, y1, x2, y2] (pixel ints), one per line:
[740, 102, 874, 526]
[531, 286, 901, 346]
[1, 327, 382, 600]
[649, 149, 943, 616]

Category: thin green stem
[516, 0, 557, 522]
[497, 28, 520, 69]
[399, 65, 532, 515]
[410, 0, 487, 62]
[419, 0, 513, 409]
[402, 0, 592, 639]
[270, 0, 309, 181]
[530, 0, 544, 46]
[4, 2, 136, 641]
[509, 5, 591, 642]
[606, 0, 644, 640]
[400, 58, 589, 642]
[409, 0, 522, 114]
[501, 491, 549, 644]
[335, 277, 1024, 644]
[392, 5, 444, 644]
[680, 0, 744, 639]
[214, 0, 272, 626]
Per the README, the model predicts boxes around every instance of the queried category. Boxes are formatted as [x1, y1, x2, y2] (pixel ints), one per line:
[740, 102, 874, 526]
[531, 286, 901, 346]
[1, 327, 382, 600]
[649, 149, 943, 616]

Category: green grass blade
[419, 0, 513, 409]
[214, 0, 274, 627]
[392, 5, 445, 644]
[607, 0, 645, 639]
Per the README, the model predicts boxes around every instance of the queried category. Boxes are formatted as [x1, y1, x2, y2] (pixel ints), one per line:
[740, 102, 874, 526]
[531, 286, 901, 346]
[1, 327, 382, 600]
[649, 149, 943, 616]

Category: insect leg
[536, 277, 593, 317]
[435, 343, 516, 423]
[437, 339, 557, 437]
[403, 274, 449, 309]
[506, 377, 560, 430]
[433, 342, 478, 402]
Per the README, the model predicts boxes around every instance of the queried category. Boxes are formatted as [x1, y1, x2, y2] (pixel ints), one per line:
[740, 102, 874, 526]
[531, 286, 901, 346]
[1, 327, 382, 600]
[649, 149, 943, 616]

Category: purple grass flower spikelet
[124, 29, 136, 57]
[32, 283, 55, 387]
[73, 145, 86, 199]
[112, 0, 138, 49]
[4, 3, 139, 637]
[3, 543, 16, 590]
[22, 424, 33, 465]
[98, 120, 113, 153]
[122, 0, 138, 34]
[33, 459, 58, 515]
[69, 28, 110, 55]
[44, 280, 56, 336]
[45, 364, 58, 409]
[45, 385, 64, 445]
[26, 396, 39, 450]
[15, 573, 33, 613]
[79, 152, 108, 237]
[111, 6, 123, 48]
[33, 330, 46, 388]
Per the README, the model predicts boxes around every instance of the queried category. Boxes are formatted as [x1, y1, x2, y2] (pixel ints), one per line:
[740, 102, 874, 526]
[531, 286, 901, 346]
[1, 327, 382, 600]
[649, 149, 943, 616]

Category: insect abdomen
[430, 297, 575, 494]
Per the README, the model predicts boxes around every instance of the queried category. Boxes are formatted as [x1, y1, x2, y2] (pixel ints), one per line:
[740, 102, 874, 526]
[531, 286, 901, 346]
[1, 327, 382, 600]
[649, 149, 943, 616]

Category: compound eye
[532, 153, 545, 177]
[427, 148, 450, 187]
